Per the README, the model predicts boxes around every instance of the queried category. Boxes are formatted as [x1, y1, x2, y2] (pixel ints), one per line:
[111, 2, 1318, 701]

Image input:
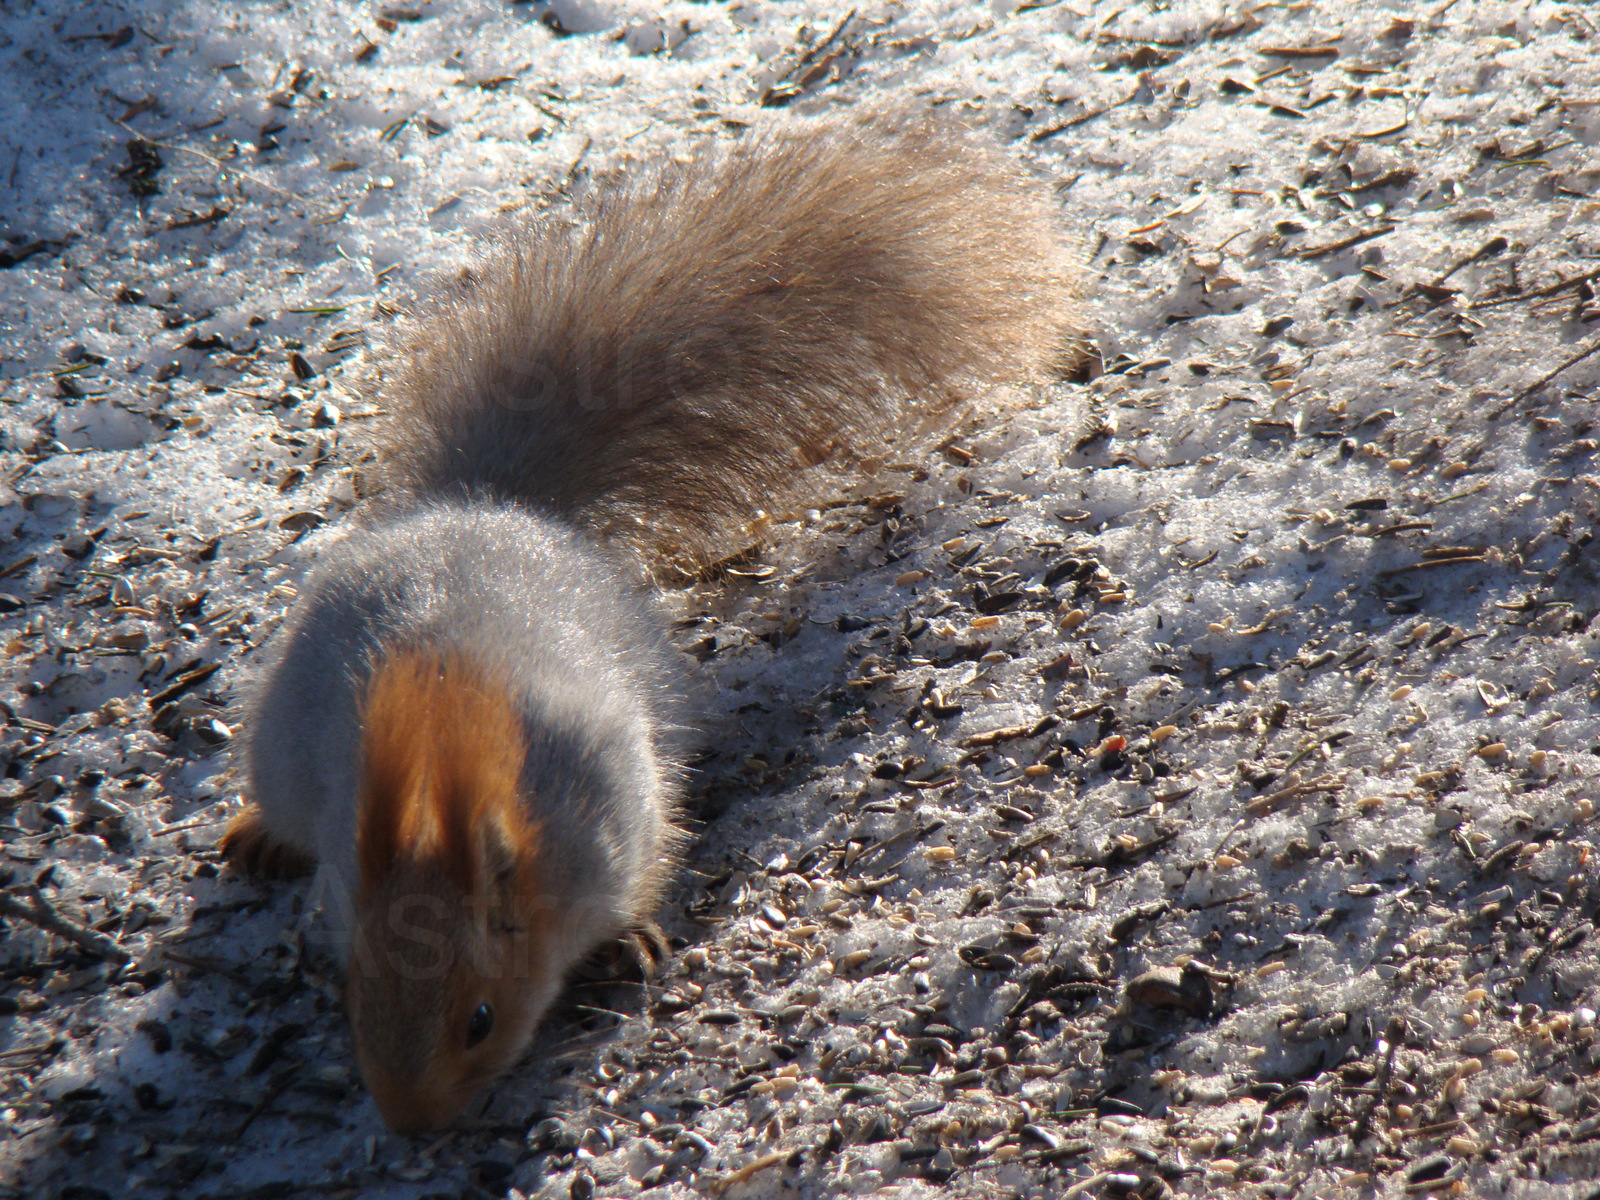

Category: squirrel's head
[347, 652, 557, 1134]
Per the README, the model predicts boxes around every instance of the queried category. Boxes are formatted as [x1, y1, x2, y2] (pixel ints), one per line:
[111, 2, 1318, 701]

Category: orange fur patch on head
[356, 651, 535, 895]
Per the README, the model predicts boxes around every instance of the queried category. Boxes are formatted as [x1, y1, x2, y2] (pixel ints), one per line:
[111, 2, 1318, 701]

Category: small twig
[550, 136, 593, 199]
[1261, 42, 1342, 58]
[0, 1040, 64, 1065]
[160, 948, 255, 986]
[0, 554, 38, 580]
[231, 1068, 301, 1140]
[1490, 336, 1600, 417]
[1030, 91, 1136, 141]
[759, 10, 857, 106]
[1207, 818, 1247, 862]
[1236, 607, 1292, 636]
[1246, 773, 1345, 816]
[0, 890, 131, 965]
[794, 8, 856, 71]
[153, 815, 224, 836]
[1447, 236, 1509, 279]
[711, 1150, 793, 1196]
[112, 118, 319, 214]
[1472, 263, 1600, 310]
[1298, 223, 1397, 259]
[1403, 1117, 1466, 1140]
[1351, 1016, 1404, 1147]
[1061, 1174, 1116, 1199]
[1377, 553, 1488, 575]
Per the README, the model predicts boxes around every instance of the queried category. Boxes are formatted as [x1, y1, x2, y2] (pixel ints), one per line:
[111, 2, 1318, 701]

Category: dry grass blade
[0, 890, 131, 965]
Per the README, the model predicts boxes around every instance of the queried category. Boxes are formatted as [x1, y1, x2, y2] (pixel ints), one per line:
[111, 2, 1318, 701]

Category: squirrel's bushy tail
[380, 109, 1082, 559]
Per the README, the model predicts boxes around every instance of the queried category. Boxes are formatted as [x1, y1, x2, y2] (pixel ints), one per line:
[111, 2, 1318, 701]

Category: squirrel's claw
[576, 920, 671, 984]
[621, 920, 671, 979]
[220, 806, 315, 879]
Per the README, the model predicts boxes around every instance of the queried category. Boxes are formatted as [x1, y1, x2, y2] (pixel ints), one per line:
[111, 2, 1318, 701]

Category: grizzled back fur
[379, 109, 1082, 560]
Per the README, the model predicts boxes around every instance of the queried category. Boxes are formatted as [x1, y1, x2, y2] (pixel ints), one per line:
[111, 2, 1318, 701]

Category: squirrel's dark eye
[467, 1003, 494, 1048]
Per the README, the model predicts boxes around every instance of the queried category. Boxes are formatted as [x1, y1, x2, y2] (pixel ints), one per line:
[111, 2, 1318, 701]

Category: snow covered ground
[3, 0, 1600, 1196]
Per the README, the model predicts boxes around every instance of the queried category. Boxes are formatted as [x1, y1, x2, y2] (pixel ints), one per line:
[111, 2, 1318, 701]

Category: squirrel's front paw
[574, 920, 671, 984]
[220, 806, 315, 879]
[619, 920, 671, 979]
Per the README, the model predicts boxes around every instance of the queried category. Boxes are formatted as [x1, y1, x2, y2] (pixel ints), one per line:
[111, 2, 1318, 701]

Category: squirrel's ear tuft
[357, 653, 440, 892]
[480, 818, 537, 891]
[357, 651, 531, 895]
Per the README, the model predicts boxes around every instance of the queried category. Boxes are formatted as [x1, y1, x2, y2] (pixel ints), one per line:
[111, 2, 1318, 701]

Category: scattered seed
[1126, 963, 1213, 1017]
[1040, 651, 1076, 679]
[1020, 1124, 1060, 1150]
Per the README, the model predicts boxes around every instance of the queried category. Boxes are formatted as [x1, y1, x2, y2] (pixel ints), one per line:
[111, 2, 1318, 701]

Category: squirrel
[219, 108, 1082, 1134]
